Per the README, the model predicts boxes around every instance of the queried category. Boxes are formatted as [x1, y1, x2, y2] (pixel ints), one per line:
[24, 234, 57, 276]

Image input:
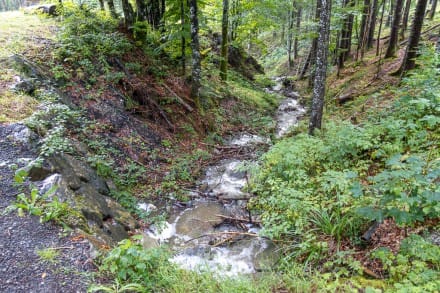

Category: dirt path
[0, 123, 96, 293]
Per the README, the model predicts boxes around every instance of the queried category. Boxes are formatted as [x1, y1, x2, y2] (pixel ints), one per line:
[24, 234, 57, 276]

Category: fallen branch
[162, 83, 194, 112]
[216, 214, 261, 224]
[184, 231, 260, 243]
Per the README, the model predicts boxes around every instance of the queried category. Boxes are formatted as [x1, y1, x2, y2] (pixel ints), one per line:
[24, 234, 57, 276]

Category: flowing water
[143, 79, 305, 277]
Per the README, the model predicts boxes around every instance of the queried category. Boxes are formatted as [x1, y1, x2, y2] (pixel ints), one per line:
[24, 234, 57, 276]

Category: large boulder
[35, 154, 138, 245]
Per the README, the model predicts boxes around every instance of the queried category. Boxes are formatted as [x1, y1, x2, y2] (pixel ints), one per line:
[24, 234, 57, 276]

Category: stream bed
[143, 78, 306, 277]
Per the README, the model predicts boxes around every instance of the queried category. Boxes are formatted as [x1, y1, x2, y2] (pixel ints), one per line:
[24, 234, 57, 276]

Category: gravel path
[0, 123, 96, 293]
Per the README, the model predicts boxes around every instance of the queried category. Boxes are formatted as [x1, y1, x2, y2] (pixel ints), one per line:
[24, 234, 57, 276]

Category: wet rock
[253, 240, 279, 271]
[19, 158, 53, 181]
[7, 124, 37, 145]
[142, 234, 159, 249]
[175, 202, 226, 238]
[33, 154, 137, 246]
[10, 78, 36, 95]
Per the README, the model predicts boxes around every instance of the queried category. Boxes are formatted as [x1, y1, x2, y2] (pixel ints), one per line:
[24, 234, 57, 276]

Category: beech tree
[309, 0, 331, 135]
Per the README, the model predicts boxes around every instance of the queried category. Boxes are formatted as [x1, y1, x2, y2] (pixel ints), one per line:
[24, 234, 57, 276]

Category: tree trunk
[98, 0, 105, 10]
[430, 0, 438, 19]
[358, 0, 371, 60]
[294, 5, 302, 60]
[121, 0, 135, 26]
[386, 0, 395, 27]
[401, 0, 412, 39]
[136, 0, 148, 21]
[338, 0, 354, 69]
[148, 0, 162, 30]
[107, 0, 117, 18]
[230, 0, 241, 41]
[189, 0, 202, 108]
[309, 0, 322, 89]
[385, 0, 404, 57]
[181, 0, 186, 75]
[436, 27, 440, 53]
[287, 2, 295, 68]
[309, 0, 332, 135]
[377, 0, 387, 55]
[399, 0, 428, 73]
[367, 0, 379, 48]
[220, 0, 229, 80]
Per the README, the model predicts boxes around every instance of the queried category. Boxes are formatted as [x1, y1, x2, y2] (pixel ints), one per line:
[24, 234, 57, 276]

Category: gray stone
[11, 78, 36, 95]
[175, 202, 226, 238]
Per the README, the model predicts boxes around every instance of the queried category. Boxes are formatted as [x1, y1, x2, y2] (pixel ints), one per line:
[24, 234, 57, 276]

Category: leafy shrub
[55, 4, 131, 81]
[250, 48, 440, 267]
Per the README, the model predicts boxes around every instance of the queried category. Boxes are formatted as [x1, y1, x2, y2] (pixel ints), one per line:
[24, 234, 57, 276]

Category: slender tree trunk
[387, 0, 395, 26]
[338, 0, 355, 69]
[220, 0, 229, 80]
[385, 0, 404, 57]
[367, 0, 379, 48]
[121, 0, 135, 26]
[98, 0, 105, 10]
[399, 0, 429, 73]
[358, 0, 371, 59]
[436, 27, 440, 53]
[136, 0, 148, 21]
[294, 5, 302, 60]
[401, 0, 412, 39]
[309, 0, 322, 88]
[430, 0, 438, 19]
[189, 0, 202, 108]
[309, 0, 332, 135]
[287, 2, 295, 68]
[107, 0, 117, 18]
[181, 0, 186, 75]
[377, 0, 387, 55]
[148, 0, 162, 30]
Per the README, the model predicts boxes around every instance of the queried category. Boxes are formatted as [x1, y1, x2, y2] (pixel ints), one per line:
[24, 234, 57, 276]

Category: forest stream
[143, 78, 306, 276]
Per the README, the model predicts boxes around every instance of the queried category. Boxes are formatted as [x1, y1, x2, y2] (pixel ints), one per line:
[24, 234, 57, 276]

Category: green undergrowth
[249, 49, 440, 290]
[91, 236, 369, 292]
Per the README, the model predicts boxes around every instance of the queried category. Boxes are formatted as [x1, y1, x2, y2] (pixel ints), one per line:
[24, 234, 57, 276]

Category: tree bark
[385, 0, 404, 57]
[220, 0, 229, 80]
[436, 27, 440, 53]
[294, 5, 302, 60]
[121, 0, 135, 26]
[386, 0, 395, 27]
[367, 0, 379, 48]
[309, 0, 332, 135]
[181, 0, 186, 75]
[377, 0, 387, 55]
[107, 0, 117, 18]
[338, 0, 354, 69]
[358, 0, 371, 60]
[136, 0, 148, 21]
[189, 0, 202, 108]
[429, 0, 438, 19]
[399, 0, 429, 73]
[309, 0, 322, 88]
[401, 0, 412, 39]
